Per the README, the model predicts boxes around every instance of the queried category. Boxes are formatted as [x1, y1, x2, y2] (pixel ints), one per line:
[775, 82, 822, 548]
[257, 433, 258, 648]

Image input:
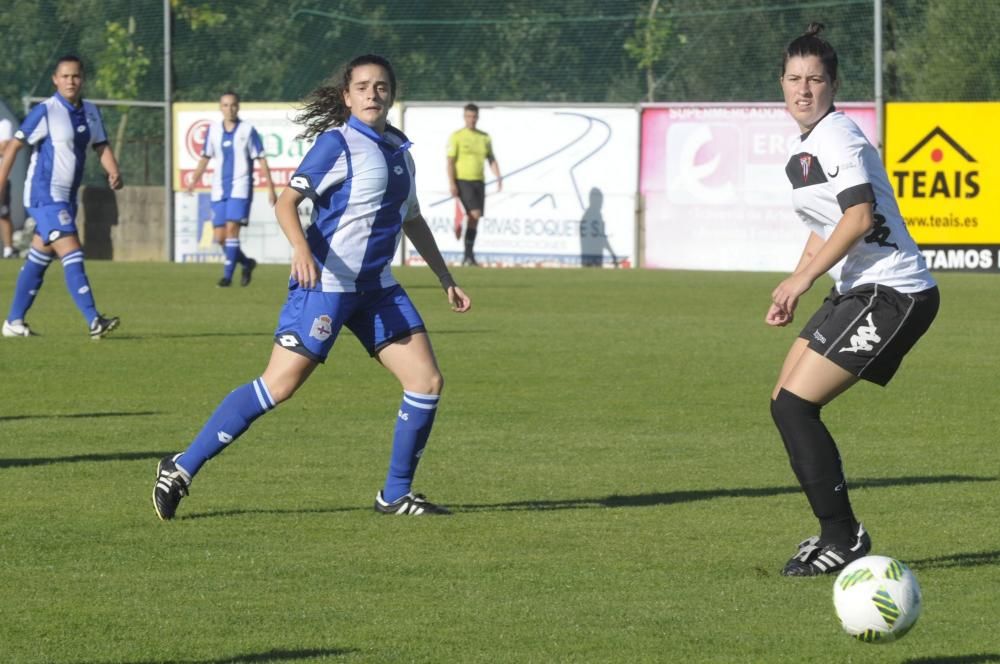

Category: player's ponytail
[296, 54, 397, 140]
[781, 22, 839, 81]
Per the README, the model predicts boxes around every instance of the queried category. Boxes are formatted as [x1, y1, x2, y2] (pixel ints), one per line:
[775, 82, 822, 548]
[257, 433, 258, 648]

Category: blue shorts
[274, 284, 426, 362]
[211, 198, 251, 227]
[29, 203, 78, 244]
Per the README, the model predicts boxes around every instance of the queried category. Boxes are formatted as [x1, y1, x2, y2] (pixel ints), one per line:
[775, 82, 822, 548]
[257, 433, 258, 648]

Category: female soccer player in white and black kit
[153, 54, 471, 520]
[767, 25, 939, 576]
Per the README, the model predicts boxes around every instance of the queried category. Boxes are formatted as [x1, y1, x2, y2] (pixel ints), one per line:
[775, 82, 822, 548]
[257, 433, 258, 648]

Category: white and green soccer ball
[833, 555, 922, 643]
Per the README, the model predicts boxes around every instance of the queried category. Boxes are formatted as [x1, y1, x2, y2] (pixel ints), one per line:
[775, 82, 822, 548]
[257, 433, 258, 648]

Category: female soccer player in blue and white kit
[767, 25, 938, 576]
[154, 54, 471, 520]
[0, 55, 122, 339]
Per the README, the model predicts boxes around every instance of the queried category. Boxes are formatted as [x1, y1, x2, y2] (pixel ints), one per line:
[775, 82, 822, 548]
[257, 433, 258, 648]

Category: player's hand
[770, 273, 812, 320]
[268, 190, 277, 207]
[449, 183, 459, 198]
[290, 246, 318, 289]
[496, 180, 503, 193]
[107, 172, 123, 190]
[446, 285, 471, 313]
[765, 302, 793, 327]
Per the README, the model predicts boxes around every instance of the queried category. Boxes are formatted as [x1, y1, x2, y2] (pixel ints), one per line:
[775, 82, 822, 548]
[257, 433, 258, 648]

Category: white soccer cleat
[2, 319, 35, 337]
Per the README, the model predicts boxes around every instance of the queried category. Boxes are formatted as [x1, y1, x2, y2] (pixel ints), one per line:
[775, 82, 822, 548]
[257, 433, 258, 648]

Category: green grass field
[0, 261, 997, 664]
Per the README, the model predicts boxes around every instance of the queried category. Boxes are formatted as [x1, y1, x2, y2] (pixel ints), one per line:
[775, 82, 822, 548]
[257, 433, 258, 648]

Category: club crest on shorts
[58, 209, 72, 225]
[309, 314, 333, 341]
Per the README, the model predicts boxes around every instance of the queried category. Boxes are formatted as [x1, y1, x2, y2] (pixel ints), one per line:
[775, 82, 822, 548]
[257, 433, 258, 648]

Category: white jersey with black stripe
[785, 110, 935, 294]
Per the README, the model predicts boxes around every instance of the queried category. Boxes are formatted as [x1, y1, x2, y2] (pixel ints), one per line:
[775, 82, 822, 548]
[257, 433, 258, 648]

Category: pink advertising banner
[640, 103, 877, 271]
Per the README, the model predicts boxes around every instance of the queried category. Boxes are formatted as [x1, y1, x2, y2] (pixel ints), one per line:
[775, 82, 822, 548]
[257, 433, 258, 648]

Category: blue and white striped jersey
[289, 116, 420, 293]
[202, 120, 265, 201]
[16, 93, 108, 208]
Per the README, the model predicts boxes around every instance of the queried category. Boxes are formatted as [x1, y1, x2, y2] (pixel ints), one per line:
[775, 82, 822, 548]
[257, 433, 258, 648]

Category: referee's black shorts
[798, 283, 939, 386]
[456, 179, 486, 214]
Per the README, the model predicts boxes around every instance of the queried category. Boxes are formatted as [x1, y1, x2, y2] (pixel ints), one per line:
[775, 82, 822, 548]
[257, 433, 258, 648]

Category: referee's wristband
[439, 272, 457, 291]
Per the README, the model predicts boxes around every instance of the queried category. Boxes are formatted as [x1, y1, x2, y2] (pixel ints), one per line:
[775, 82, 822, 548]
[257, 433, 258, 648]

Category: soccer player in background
[0, 115, 16, 258]
[153, 54, 471, 520]
[767, 24, 939, 576]
[186, 91, 277, 287]
[447, 103, 502, 266]
[0, 55, 122, 338]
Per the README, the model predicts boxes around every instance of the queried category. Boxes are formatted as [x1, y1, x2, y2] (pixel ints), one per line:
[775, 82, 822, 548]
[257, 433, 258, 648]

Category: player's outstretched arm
[94, 143, 123, 190]
[404, 213, 471, 313]
[274, 187, 317, 289]
[0, 139, 24, 196]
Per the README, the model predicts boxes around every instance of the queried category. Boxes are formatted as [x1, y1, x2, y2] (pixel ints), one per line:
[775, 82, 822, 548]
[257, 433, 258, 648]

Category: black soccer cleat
[217, 277, 232, 287]
[781, 523, 871, 577]
[89, 314, 120, 339]
[153, 454, 191, 521]
[374, 490, 451, 516]
[240, 258, 257, 287]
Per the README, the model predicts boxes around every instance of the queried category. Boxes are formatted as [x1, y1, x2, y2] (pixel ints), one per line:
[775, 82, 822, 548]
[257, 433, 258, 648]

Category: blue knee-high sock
[176, 377, 276, 478]
[61, 250, 99, 324]
[223, 239, 240, 280]
[382, 391, 440, 502]
[7, 248, 53, 322]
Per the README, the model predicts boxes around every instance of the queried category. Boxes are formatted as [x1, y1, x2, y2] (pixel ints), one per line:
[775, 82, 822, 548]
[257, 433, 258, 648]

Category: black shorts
[456, 179, 485, 214]
[799, 284, 939, 386]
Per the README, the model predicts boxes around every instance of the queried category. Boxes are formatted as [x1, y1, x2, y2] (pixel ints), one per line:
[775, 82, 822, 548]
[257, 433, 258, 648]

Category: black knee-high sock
[464, 227, 477, 258]
[770, 388, 857, 543]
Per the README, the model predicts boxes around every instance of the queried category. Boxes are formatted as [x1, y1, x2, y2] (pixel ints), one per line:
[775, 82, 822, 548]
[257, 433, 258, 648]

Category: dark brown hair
[296, 54, 397, 140]
[54, 55, 84, 73]
[782, 23, 838, 81]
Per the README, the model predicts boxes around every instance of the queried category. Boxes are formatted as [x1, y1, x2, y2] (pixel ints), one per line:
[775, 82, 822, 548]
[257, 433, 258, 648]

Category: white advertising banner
[172, 102, 401, 264]
[640, 103, 877, 272]
[403, 105, 638, 268]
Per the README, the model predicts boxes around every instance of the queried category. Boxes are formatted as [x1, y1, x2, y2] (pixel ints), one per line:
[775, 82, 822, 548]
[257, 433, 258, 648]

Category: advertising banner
[403, 105, 638, 268]
[172, 102, 401, 264]
[886, 102, 999, 271]
[640, 103, 876, 272]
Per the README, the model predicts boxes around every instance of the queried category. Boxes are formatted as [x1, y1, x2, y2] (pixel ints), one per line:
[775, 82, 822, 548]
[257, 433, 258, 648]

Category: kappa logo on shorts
[839, 313, 881, 353]
[309, 314, 333, 341]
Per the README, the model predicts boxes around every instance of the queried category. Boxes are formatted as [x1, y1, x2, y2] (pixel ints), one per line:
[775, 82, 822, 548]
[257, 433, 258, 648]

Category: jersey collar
[347, 115, 388, 143]
[54, 92, 83, 111]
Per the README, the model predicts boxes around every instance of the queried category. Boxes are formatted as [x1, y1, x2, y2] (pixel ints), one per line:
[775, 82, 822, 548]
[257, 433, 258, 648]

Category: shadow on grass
[0, 410, 159, 422]
[908, 550, 1000, 570]
[184, 474, 995, 520]
[453, 474, 997, 512]
[109, 332, 271, 341]
[905, 656, 1000, 663]
[0, 450, 172, 469]
[79, 647, 356, 664]
[182, 506, 363, 520]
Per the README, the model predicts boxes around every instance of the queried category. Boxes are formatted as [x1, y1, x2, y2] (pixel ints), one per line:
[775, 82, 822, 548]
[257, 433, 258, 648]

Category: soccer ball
[833, 555, 922, 643]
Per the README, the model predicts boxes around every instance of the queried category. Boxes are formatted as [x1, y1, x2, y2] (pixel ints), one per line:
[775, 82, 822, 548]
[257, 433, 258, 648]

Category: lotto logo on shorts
[309, 315, 333, 341]
[277, 333, 300, 348]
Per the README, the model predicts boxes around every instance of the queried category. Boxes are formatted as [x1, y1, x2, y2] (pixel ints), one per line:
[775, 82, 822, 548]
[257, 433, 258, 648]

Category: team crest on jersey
[76, 125, 86, 134]
[58, 209, 72, 226]
[223, 140, 232, 147]
[309, 315, 334, 341]
[799, 155, 812, 181]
